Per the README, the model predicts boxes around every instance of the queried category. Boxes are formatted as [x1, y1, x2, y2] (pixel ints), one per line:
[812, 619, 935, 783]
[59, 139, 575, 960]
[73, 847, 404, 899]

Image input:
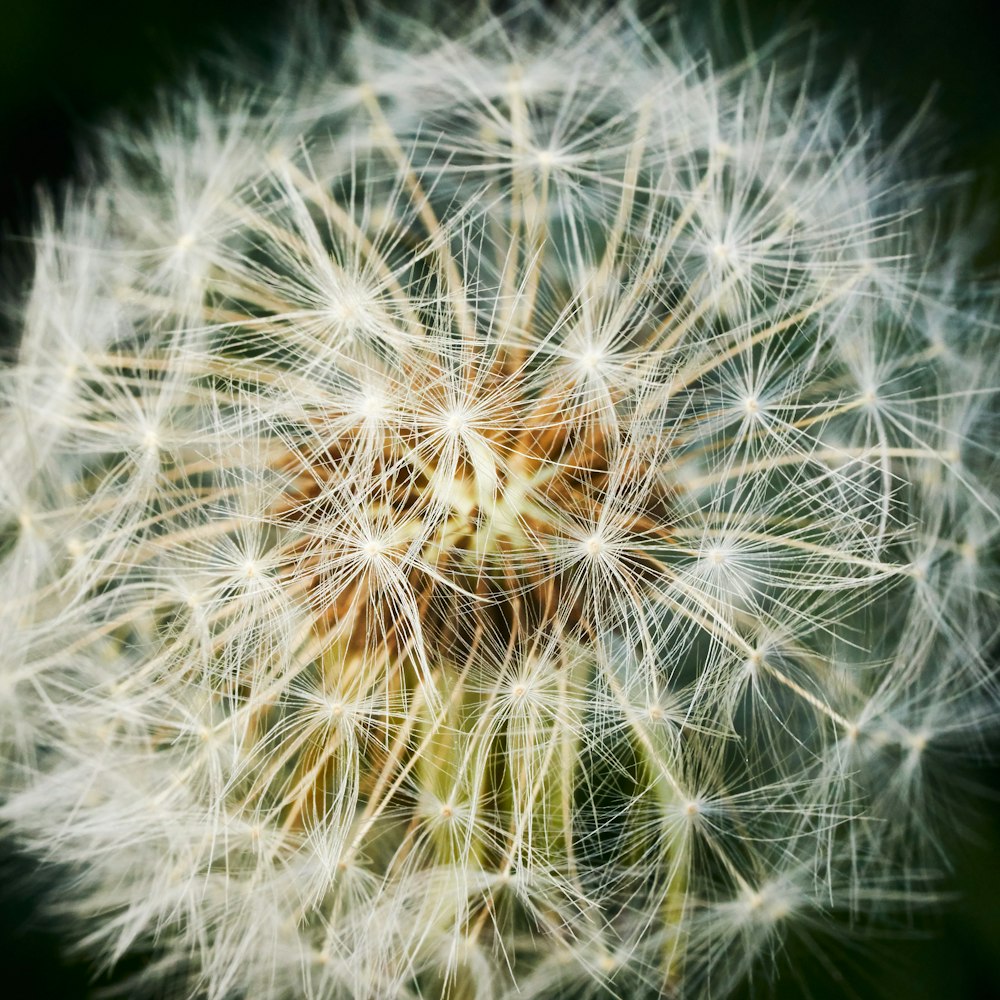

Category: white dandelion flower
[1, 3, 998, 998]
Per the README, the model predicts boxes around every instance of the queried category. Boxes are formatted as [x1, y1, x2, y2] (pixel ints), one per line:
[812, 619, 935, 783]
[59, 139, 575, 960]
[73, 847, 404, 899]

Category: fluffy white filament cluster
[1, 3, 998, 998]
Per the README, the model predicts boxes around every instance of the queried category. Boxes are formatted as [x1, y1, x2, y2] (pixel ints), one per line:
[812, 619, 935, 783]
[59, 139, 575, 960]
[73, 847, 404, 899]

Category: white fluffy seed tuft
[0, 3, 998, 1000]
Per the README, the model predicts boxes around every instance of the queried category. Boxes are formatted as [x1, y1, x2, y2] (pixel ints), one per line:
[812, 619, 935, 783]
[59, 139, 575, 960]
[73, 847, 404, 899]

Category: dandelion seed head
[0, 3, 997, 999]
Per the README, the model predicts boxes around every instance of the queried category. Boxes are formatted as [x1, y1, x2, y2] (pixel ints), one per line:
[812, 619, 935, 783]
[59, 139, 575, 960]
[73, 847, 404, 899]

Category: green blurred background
[0, 1, 997, 997]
